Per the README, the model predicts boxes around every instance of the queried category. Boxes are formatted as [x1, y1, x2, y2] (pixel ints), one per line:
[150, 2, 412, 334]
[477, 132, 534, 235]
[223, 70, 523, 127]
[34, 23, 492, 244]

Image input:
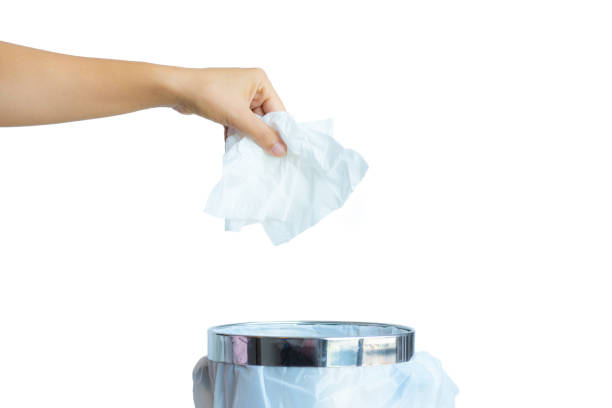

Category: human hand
[0, 42, 286, 157]
[168, 67, 287, 156]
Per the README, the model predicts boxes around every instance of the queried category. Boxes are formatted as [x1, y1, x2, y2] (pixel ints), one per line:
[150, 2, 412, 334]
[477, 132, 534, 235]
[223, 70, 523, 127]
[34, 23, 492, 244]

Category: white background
[1, 1, 611, 407]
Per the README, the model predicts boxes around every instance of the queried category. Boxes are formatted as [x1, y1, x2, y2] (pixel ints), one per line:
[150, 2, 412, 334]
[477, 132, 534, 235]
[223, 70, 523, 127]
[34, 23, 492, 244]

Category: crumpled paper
[193, 352, 459, 408]
[205, 112, 368, 244]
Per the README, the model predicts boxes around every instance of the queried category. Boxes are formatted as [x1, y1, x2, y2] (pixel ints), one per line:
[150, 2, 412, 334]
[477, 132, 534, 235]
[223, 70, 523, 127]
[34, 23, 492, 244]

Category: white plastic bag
[193, 352, 458, 408]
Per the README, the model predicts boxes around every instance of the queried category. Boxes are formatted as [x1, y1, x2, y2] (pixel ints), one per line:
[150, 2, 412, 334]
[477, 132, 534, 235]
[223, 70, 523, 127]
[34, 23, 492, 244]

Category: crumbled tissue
[205, 112, 368, 245]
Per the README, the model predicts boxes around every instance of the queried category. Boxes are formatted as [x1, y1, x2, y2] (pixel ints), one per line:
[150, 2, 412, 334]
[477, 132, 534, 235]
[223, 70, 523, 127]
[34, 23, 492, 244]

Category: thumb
[232, 110, 287, 157]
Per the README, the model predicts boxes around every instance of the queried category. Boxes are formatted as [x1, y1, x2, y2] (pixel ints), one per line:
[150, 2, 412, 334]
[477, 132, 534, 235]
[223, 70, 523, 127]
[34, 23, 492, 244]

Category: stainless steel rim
[207, 321, 415, 367]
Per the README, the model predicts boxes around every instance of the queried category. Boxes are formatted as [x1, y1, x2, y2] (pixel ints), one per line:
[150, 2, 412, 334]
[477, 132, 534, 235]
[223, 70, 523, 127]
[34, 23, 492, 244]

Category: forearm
[0, 41, 287, 155]
[0, 41, 178, 126]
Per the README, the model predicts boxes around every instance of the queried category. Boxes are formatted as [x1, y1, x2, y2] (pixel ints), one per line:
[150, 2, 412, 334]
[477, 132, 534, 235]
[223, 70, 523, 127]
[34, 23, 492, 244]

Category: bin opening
[208, 321, 414, 367]
[195, 321, 458, 408]
[210, 321, 412, 338]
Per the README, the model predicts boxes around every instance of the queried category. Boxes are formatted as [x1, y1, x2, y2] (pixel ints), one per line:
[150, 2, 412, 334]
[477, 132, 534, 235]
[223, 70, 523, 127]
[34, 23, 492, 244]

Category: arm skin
[0, 41, 287, 156]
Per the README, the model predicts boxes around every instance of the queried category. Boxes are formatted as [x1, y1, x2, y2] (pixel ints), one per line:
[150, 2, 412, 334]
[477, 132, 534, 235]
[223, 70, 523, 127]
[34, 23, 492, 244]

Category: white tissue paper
[193, 352, 459, 408]
[205, 112, 368, 245]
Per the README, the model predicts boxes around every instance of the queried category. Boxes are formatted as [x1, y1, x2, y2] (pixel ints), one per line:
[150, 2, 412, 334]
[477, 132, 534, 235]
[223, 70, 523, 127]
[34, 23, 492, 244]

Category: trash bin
[193, 321, 458, 408]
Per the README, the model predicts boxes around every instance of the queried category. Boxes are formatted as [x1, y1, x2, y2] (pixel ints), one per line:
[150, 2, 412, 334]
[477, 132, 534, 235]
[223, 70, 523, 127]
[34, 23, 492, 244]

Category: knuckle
[263, 132, 279, 149]
[250, 67, 267, 78]
[263, 140, 277, 150]
[254, 129, 276, 149]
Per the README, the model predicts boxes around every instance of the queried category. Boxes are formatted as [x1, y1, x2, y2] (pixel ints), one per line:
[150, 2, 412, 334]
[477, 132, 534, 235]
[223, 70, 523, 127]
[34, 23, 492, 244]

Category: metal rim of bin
[207, 321, 415, 367]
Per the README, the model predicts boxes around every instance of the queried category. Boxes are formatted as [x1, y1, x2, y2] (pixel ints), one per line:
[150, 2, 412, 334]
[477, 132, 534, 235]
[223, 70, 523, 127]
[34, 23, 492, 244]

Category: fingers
[261, 87, 285, 114]
[261, 77, 285, 114]
[232, 109, 287, 157]
[252, 106, 265, 116]
[250, 69, 285, 114]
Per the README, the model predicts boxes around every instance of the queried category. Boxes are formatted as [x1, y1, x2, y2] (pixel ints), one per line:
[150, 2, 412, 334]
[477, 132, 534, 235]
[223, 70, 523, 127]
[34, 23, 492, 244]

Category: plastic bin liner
[193, 322, 458, 408]
[193, 352, 457, 408]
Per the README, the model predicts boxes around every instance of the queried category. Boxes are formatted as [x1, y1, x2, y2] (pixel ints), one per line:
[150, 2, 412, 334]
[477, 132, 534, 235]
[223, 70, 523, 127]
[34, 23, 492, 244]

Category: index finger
[261, 78, 285, 114]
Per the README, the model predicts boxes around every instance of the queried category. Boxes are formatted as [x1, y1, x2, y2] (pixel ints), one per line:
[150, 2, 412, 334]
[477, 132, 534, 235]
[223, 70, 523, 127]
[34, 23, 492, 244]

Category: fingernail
[271, 142, 286, 157]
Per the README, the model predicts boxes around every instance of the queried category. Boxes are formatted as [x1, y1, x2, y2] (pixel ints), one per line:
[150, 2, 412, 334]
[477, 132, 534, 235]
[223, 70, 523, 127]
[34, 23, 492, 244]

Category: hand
[169, 68, 287, 157]
[0, 42, 287, 157]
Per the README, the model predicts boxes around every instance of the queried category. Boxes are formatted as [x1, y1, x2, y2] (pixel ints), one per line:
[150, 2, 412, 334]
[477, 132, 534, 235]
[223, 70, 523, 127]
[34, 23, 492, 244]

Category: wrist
[149, 64, 185, 108]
